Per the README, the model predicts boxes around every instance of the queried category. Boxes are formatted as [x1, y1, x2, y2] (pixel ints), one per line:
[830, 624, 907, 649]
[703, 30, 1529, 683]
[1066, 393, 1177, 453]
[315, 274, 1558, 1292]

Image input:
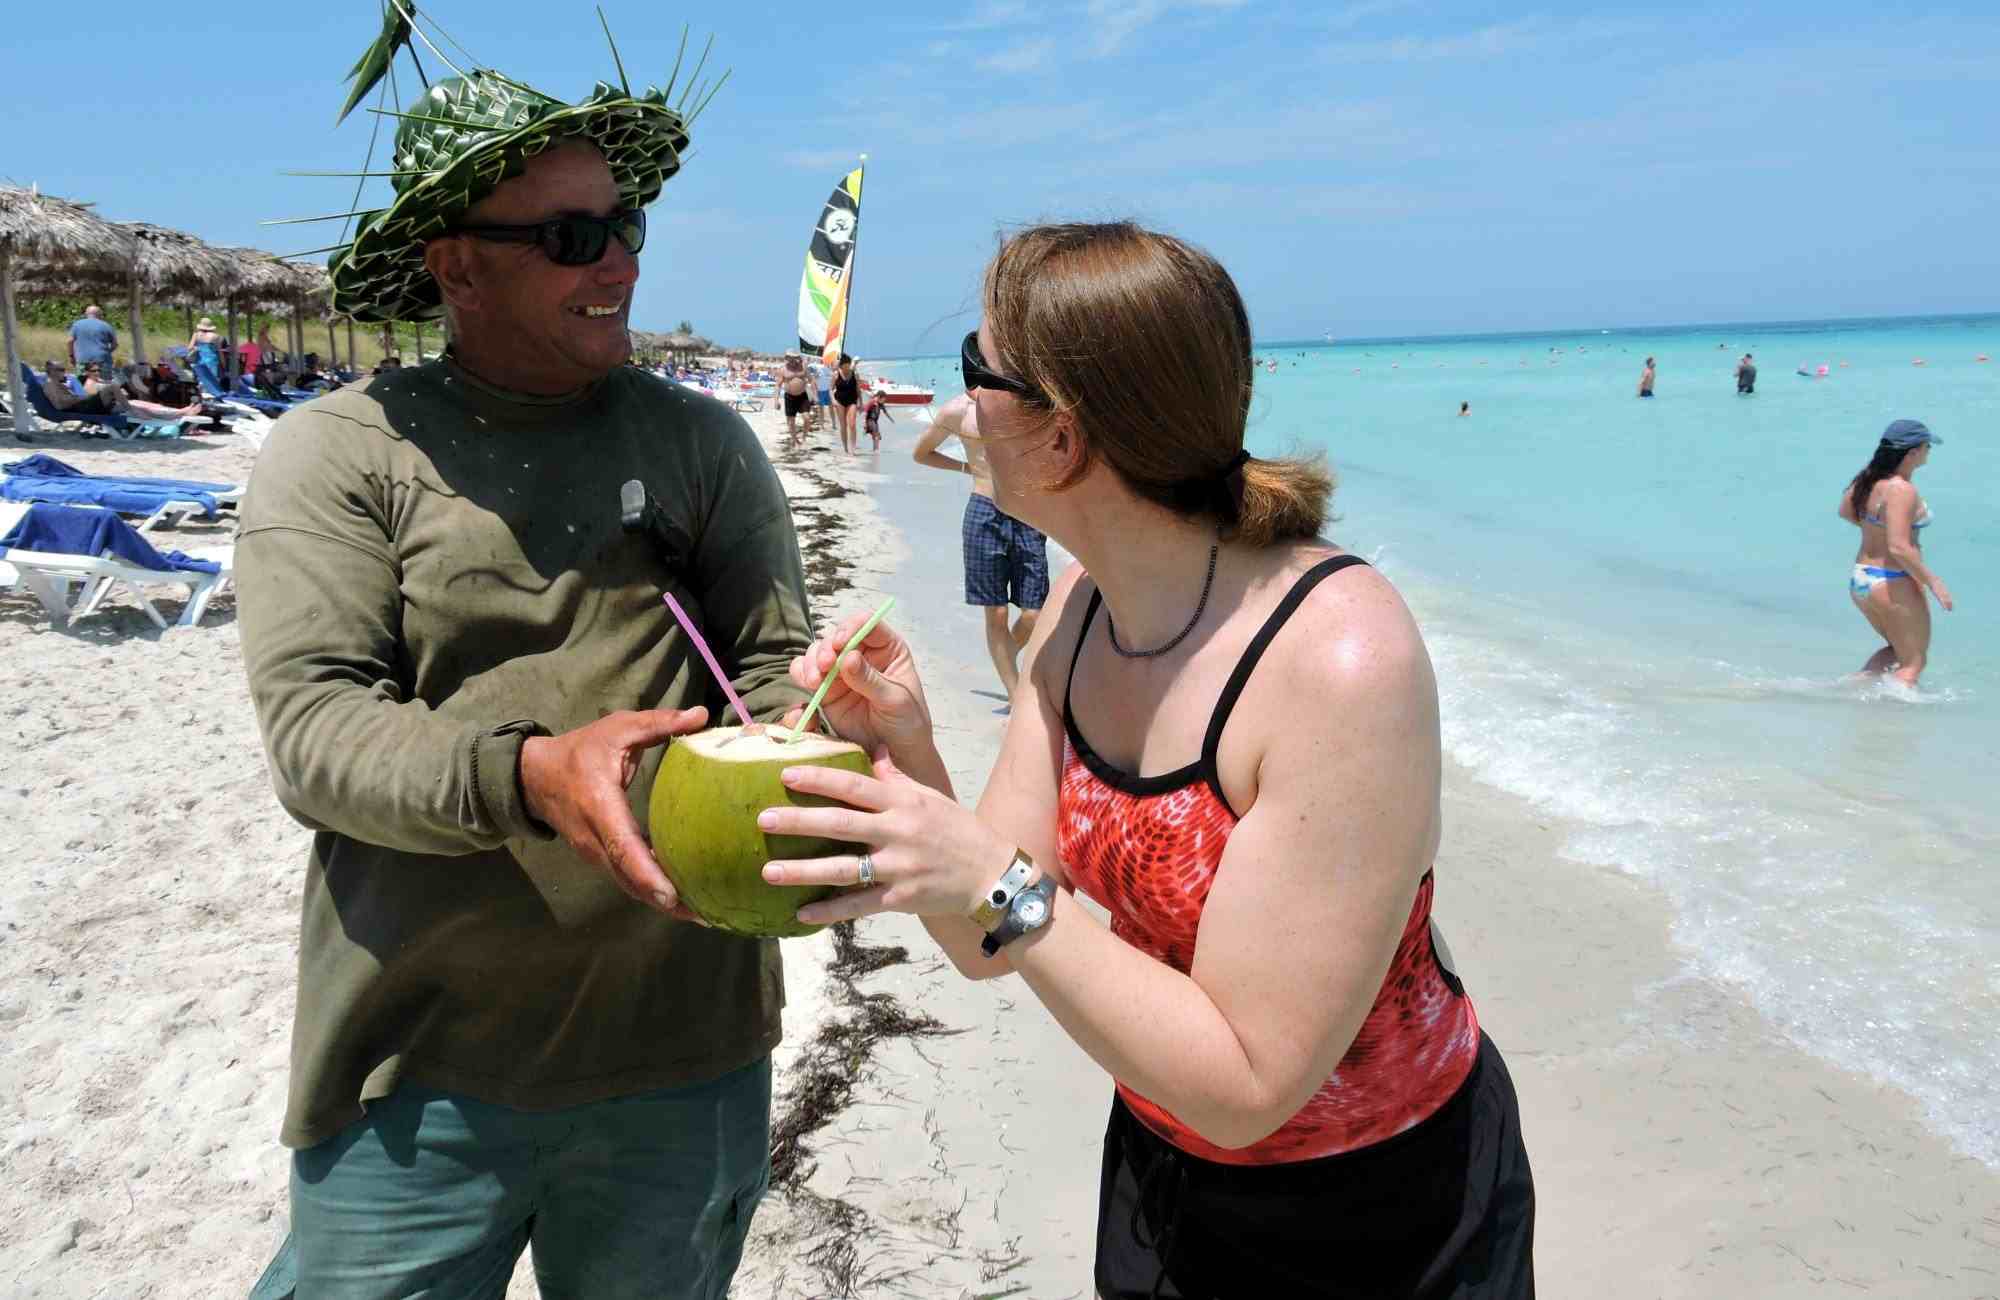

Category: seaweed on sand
[764, 920, 962, 1297]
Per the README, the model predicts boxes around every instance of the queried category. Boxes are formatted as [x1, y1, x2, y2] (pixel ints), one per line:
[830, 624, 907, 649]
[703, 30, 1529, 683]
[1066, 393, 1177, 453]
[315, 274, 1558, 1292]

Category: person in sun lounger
[42, 361, 201, 422]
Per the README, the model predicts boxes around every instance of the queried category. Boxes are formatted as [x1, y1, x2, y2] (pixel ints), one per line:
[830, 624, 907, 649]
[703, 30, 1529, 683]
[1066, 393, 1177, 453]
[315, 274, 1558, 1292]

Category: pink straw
[662, 592, 750, 728]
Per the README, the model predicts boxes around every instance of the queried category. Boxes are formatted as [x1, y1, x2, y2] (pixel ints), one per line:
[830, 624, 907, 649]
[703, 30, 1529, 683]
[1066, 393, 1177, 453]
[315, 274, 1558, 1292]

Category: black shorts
[783, 390, 810, 417]
[1095, 1032, 1535, 1299]
[67, 391, 117, 416]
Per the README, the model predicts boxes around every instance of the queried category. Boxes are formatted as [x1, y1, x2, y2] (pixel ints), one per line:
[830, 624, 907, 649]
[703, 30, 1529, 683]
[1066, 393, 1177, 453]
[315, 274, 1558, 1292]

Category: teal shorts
[248, 1056, 772, 1300]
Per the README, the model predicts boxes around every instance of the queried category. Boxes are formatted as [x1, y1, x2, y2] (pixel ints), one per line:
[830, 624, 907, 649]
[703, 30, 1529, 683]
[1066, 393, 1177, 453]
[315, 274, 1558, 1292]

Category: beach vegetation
[16, 294, 439, 371]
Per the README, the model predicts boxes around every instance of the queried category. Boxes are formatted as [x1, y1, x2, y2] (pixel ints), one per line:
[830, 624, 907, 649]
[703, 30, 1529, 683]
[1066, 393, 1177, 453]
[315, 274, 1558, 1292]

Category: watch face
[1016, 894, 1049, 927]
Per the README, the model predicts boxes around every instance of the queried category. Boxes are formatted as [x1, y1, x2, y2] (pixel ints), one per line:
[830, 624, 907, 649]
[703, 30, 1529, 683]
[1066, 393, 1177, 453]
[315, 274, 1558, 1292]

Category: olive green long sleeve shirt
[236, 358, 812, 1147]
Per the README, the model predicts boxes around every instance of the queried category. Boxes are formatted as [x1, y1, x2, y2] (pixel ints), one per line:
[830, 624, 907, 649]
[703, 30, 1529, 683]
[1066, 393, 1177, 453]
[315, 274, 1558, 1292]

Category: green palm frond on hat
[301, 7, 725, 324]
[336, 0, 417, 126]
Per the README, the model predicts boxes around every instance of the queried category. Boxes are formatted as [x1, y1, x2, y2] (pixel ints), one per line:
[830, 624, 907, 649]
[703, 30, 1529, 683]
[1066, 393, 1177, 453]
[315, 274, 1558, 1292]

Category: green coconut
[649, 725, 872, 937]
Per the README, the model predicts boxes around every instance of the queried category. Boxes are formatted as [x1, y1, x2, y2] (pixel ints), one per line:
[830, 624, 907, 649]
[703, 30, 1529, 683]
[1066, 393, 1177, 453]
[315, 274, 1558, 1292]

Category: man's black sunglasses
[452, 209, 646, 266]
[961, 330, 1041, 400]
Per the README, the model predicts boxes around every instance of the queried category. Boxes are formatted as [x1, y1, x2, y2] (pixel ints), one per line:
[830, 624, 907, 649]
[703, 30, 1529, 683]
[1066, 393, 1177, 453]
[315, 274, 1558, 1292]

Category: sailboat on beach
[793, 158, 932, 405]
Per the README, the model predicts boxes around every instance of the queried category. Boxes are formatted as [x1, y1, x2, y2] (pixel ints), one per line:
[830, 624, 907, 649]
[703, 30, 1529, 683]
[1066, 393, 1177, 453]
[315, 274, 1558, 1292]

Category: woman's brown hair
[981, 221, 1332, 547]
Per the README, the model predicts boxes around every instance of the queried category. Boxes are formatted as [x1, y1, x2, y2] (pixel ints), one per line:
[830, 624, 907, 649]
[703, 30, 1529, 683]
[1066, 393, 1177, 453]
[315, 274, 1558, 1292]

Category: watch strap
[981, 874, 1056, 958]
[970, 850, 1036, 930]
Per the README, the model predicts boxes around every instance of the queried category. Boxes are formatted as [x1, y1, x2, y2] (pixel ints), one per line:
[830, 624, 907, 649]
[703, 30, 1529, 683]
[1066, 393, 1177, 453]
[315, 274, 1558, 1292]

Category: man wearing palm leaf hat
[239, 12, 807, 1298]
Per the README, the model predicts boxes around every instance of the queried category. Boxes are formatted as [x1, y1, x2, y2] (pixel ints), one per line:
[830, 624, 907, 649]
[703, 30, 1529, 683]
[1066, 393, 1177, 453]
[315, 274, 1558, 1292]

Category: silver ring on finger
[856, 852, 876, 887]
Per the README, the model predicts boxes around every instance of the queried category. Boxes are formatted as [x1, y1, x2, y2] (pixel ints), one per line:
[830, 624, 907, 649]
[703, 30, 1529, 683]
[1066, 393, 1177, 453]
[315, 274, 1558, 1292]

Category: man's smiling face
[441, 139, 640, 392]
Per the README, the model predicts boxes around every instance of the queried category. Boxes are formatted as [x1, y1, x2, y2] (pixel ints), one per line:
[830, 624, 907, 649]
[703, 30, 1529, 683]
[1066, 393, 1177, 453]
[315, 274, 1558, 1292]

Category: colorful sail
[796, 163, 864, 364]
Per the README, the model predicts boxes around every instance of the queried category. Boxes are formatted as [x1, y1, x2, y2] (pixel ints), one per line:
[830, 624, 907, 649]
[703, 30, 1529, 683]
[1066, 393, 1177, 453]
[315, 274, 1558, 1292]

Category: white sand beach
[0, 407, 1994, 1297]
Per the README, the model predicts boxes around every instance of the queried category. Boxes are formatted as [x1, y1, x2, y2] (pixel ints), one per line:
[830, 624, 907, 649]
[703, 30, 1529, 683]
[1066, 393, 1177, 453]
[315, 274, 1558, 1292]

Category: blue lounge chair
[0, 502, 232, 628]
[198, 370, 289, 418]
[234, 376, 306, 405]
[234, 372, 325, 404]
[190, 351, 226, 399]
[1, 454, 240, 530]
[17, 364, 134, 432]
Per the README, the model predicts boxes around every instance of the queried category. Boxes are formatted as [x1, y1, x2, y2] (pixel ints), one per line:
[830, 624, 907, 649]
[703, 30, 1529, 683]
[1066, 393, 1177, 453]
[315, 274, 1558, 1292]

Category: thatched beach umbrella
[5, 220, 248, 368]
[661, 330, 699, 364]
[208, 248, 300, 383]
[121, 222, 242, 366]
[626, 330, 662, 364]
[10, 219, 259, 373]
[278, 263, 351, 370]
[0, 185, 137, 434]
[278, 261, 332, 378]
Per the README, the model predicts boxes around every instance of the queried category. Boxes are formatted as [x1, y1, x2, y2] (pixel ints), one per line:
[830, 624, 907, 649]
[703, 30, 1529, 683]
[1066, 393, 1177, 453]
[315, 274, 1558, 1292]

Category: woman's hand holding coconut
[758, 750, 1015, 927]
[769, 612, 1010, 925]
[520, 705, 713, 920]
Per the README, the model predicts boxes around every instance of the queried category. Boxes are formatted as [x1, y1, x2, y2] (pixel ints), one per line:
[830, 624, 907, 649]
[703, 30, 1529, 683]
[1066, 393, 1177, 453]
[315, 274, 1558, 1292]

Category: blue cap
[1881, 419, 1939, 450]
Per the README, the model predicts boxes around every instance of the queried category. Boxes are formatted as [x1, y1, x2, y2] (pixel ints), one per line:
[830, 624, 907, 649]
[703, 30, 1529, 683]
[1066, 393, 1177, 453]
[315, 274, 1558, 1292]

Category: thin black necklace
[1106, 537, 1221, 659]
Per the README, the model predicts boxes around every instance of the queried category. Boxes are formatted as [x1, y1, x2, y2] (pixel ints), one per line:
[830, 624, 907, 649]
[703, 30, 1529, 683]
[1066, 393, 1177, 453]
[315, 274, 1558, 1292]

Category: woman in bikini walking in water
[1839, 419, 1952, 685]
[762, 222, 1536, 1298]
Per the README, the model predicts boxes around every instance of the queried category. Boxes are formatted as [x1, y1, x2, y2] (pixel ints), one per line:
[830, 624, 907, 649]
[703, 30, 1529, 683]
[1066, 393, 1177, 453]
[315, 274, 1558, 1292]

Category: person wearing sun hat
[1837, 417, 1951, 686]
[186, 316, 225, 395]
[236, 11, 808, 1298]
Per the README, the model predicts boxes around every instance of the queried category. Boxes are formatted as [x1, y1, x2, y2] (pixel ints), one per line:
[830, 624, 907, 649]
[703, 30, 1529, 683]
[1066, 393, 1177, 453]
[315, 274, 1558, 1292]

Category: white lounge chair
[0, 544, 232, 629]
[0, 472, 243, 534]
[209, 401, 273, 452]
[0, 503, 233, 630]
[135, 491, 242, 533]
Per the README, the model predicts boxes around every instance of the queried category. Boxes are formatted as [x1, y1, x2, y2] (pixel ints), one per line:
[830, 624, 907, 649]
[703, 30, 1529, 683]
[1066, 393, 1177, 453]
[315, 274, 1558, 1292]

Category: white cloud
[935, 1, 1034, 33]
[1086, 0, 1249, 56]
[978, 39, 1057, 74]
[1318, 15, 1651, 64]
[1318, 0, 1418, 34]
[1321, 18, 1548, 63]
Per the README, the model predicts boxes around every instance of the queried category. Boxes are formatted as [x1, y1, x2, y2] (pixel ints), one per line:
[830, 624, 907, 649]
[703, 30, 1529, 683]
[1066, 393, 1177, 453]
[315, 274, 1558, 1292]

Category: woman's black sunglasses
[961, 330, 1041, 400]
[452, 209, 646, 266]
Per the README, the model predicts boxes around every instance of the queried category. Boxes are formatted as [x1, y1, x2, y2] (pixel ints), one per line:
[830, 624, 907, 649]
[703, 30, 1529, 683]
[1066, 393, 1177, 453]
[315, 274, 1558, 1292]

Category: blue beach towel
[3, 454, 231, 496]
[0, 504, 221, 573]
[116, 420, 188, 441]
[2, 455, 231, 517]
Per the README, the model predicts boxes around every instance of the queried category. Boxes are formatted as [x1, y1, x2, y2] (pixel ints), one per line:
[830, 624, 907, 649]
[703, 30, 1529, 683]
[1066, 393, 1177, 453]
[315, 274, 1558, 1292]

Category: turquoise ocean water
[878, 313, 1998, 1168]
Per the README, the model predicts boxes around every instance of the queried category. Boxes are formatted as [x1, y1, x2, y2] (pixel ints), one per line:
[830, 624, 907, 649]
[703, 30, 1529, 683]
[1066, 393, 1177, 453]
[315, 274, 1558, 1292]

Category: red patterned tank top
[1058, 555, 1480, 1166]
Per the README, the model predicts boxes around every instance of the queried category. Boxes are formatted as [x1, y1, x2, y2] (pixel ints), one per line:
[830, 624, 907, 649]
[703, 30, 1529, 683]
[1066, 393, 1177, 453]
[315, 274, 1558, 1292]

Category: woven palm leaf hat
[296, 2, 726, 324]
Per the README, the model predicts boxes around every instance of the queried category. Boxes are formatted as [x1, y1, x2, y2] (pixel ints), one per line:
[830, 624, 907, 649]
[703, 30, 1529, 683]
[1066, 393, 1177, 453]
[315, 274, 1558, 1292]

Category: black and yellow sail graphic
[796, 162, 864, 363]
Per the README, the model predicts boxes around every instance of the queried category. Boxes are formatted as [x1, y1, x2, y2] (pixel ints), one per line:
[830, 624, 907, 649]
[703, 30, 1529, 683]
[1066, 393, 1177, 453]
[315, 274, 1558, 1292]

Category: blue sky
[8, 1, 1998, 354]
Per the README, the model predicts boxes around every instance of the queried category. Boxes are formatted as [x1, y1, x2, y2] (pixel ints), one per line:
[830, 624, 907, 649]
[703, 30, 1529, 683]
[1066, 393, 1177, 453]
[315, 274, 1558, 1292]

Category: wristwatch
[970, 849, 1037, 931]
[981, 873, 1056, 958]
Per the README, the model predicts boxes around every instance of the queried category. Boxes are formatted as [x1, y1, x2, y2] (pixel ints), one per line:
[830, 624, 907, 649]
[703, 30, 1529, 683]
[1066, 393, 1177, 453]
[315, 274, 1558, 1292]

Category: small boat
[867, 381, 935, 406]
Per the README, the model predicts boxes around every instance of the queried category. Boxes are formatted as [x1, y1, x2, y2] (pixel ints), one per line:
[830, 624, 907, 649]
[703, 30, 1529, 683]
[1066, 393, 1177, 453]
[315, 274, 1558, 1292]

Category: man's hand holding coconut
[235, 14, 805, 1297]
[519, 704, 710, 919]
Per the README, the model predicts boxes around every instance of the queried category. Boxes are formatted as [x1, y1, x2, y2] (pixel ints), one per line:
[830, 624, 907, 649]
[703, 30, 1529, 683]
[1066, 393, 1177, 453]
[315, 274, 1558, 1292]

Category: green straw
[783, 596, 896, 743]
